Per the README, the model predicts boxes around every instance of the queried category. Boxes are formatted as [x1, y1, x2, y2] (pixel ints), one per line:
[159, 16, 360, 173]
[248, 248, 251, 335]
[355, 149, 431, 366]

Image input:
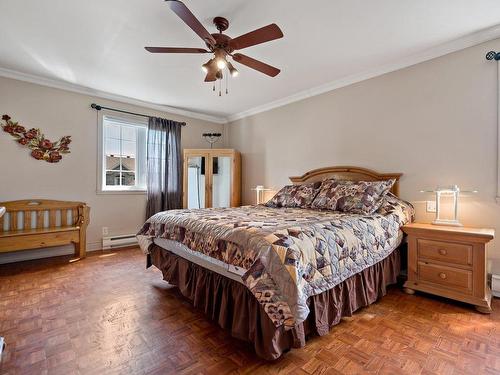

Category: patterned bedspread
[137, 194, 413, 329]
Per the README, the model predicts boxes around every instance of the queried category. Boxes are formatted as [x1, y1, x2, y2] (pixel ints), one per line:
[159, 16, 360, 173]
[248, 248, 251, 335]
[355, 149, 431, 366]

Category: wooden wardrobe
[183, 149, 241, 209]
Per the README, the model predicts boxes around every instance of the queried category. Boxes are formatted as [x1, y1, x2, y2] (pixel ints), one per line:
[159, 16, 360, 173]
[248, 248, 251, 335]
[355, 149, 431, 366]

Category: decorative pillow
[265, 182, 322, 208]
[377, 192, 415, 223]
[311, 179, 395, 214]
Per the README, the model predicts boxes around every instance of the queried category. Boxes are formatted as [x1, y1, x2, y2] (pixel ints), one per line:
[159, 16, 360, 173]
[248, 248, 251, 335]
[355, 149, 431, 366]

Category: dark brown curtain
[145, 117, 182, 219]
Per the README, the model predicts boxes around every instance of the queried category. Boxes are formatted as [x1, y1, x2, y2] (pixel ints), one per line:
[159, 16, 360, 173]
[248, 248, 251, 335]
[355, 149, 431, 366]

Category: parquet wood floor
[0, 247, 499, 375]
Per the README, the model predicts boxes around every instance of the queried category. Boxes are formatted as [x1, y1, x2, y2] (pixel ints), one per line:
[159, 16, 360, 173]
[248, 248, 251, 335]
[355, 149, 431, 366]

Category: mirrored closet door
[183, 149, 241, 209]
[185, 152, 208, 209]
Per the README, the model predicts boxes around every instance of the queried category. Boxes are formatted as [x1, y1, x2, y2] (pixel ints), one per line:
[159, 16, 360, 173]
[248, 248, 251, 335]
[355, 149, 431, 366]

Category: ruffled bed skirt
[149, 244, 401, 360]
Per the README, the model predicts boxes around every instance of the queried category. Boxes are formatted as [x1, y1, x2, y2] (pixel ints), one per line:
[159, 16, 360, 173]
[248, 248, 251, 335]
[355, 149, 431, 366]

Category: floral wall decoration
[1, 114, 71, 163]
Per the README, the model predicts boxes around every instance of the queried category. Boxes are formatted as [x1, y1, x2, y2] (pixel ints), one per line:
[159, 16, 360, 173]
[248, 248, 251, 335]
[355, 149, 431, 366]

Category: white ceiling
[1, 0, 500, 122]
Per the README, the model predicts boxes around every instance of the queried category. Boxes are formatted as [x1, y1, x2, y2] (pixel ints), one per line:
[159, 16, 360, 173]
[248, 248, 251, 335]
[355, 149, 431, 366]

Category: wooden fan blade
[232, 53, 280, 77]
[166, 0, 216, 46]
[145, 47, 209, 53]
[229, 24, 283, 51]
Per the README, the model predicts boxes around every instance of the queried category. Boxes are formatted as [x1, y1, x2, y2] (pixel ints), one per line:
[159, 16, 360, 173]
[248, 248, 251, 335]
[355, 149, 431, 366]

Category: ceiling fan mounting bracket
[213, 17, 229, 32]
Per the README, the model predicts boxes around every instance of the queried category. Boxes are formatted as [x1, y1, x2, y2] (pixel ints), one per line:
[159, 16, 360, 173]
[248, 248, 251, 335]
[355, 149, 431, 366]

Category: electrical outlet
[102, 227, 109, 236]
[426, 201, 436, 213]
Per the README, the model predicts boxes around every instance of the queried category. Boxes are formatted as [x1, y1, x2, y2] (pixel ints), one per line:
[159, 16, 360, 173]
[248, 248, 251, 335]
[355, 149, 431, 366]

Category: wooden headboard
[289, 166, 402, 196]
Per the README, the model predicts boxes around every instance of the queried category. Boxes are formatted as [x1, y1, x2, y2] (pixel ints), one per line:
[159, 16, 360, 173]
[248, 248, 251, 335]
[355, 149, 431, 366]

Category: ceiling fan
[145, 0, 284, 94]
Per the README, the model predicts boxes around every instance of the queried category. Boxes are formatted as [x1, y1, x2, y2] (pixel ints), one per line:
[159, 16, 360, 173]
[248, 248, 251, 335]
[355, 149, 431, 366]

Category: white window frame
[97, 112, 148, 194]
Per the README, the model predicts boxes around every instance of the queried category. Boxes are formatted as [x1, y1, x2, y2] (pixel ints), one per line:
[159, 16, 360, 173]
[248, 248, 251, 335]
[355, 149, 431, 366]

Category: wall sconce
[420, 185, 478, 227]
[251, 185, 272, 204]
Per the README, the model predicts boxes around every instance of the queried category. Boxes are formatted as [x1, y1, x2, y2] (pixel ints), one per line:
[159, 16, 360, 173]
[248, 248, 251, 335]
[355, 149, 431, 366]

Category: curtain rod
[90, 103, 187, 126]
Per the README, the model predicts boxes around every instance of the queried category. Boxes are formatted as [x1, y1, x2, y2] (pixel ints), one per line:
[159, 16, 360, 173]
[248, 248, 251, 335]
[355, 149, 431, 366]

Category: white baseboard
[0, 241, 101, 264]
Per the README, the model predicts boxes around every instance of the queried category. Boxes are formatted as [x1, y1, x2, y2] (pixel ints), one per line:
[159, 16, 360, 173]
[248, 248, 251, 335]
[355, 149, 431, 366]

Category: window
[98, 115, 147, 193]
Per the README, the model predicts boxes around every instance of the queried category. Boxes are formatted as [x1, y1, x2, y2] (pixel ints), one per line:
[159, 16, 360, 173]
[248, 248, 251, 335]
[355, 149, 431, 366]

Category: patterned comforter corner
[137, 194, 414, 329]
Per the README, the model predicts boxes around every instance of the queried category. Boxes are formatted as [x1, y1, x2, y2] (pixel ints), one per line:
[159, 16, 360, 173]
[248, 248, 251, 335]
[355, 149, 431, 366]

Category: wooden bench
[0, 200, 90, 259]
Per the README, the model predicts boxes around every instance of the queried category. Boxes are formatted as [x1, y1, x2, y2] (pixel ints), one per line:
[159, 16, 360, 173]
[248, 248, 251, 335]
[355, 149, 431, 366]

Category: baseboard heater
[102, 234, 138, 250]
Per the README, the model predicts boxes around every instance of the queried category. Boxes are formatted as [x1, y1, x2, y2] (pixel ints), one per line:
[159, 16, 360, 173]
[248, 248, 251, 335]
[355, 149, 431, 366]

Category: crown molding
[0, 67, 228, 124]
[227, 24, 500, 123]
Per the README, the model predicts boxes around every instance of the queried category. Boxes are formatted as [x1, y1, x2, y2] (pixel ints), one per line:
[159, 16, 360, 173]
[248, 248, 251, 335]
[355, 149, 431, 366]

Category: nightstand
[402, 223, 495, 313]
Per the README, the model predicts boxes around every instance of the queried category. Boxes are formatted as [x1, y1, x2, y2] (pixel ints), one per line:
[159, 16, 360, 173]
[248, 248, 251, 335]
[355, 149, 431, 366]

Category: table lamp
[420, 185, 477, 227]
[251, 185, 272, 204]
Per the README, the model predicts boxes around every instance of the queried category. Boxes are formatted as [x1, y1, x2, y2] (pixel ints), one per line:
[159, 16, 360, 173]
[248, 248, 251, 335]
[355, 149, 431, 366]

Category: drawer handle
[438, 248, 447, 255]
[439, 272, 447, 279]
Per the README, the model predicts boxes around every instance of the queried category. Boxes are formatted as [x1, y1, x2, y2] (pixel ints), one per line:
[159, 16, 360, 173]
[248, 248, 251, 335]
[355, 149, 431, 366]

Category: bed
[137, 166, 414, 360]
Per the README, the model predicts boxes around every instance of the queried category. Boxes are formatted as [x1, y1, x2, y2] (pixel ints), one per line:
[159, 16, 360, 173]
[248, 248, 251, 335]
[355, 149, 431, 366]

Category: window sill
[96, 190, 147, 195]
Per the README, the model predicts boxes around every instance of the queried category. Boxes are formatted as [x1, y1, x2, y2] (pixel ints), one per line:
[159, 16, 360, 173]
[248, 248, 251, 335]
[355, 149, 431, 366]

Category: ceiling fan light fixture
[214, 49, 227, 70]
[227, 61, 239, 77]
[201, 58, 215, 73]
[216, 58, 227, 70]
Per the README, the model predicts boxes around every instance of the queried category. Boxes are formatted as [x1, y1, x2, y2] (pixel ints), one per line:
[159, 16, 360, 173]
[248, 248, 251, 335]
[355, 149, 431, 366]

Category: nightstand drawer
[418, 262, 472, 293]
[417, 239, 472, 266]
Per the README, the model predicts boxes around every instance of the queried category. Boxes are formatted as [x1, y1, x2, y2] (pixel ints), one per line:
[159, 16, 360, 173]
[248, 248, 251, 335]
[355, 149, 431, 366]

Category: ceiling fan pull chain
[226, 69, 228, 95]
[219, 79, 221, 97]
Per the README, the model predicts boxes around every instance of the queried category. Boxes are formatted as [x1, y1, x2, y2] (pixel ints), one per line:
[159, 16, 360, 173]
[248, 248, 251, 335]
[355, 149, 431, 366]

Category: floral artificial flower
[48, 151, 62, 163]
[40, 139, 53, 150]
[24, 129, 38, 139]
[31, 149, 45, 160]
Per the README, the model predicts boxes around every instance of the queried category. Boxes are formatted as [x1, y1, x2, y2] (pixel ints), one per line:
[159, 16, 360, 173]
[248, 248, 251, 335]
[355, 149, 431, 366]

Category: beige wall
[228, 39, 500, 272]
[0, 76, 224, 262]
